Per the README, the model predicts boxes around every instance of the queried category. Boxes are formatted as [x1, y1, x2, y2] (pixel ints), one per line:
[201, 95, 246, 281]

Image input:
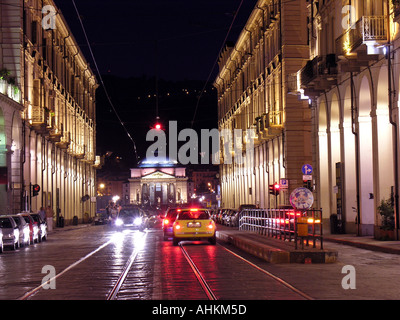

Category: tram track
[179, 243, 217, 300]
[18, 229, 149, 301]
[17, 228, 313, 301]
[107, 231, 148, 300]
[178, 241, 314, 301]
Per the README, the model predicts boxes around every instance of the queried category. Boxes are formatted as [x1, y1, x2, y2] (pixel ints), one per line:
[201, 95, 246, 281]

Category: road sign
[290, 187, 314, 210]
[280, 178, 289, 189]
[302, 164, 313, 175]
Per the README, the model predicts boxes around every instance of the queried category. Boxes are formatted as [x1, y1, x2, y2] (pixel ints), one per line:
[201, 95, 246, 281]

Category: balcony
[299, 54, 338, 97]
[31, 107, 52, 134]
[93, 155, 105, 169]
[335, 15, 386, 72]
[49, 123, 63, 143]
[75, 145, 86, 160]
[254, 112, 282, 141]
[394, 0, 400, 23]
[56, 131, 71, 149]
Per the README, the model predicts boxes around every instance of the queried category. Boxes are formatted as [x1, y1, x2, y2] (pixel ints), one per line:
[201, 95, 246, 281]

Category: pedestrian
[110, 205, 118, 220]
[38, 207, 46, 221]
[46, 206, 54, 232]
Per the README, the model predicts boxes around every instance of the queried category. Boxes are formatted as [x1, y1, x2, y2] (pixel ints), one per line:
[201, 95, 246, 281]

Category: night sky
[53, 0, 258, 166]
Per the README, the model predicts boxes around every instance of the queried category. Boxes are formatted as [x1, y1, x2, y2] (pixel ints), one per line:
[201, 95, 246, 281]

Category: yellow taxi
[172, 208, 216, 246]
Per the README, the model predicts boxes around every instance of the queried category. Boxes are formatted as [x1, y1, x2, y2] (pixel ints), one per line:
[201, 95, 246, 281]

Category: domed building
[128, 156, 188, 207]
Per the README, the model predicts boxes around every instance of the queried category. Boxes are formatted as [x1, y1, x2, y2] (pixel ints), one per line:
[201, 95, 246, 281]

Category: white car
[0, 229, 3, 253]
[0, 216, 20, 250]
[11, 215, 30, 247]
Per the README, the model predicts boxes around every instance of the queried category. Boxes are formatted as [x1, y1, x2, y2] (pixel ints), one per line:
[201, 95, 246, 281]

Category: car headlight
[13, 229, 19, 239]
[134, 217, 142, 226]
[115, 218, 124, 227]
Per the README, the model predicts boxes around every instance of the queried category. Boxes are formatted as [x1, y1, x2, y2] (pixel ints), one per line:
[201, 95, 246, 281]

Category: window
[0, 218, 12, 228]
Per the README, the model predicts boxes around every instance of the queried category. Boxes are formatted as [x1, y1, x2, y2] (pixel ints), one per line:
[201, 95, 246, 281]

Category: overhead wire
[191, 0, 245, 129]
[71, 0, 139, 163]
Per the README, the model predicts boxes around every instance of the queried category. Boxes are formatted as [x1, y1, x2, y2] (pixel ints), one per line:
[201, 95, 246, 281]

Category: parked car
[30, 213, 48, 242]
[0, 229, 3, 253]
[0, 215, 20, 250]
[94, 210, 110, 225]
[216, 209, 225, 224]
[10, 215, 30, 247]
[238, 204, 257, 211]
[222, 209, 235, 226]
[229, 210, 240, 227]
[19, 213, 39, 244]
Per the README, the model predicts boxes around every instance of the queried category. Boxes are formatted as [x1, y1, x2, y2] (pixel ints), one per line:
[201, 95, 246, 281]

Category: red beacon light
[155, 123, 162, 130]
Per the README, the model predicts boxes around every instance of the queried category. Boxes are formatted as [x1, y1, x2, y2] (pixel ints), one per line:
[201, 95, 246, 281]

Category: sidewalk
[48, 223, 92, 234]
[324, 233, 400, 255]
[216, 225, 400, 264]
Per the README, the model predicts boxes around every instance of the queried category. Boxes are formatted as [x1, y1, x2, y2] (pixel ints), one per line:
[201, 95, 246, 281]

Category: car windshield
[12, 217, 21, 225]
[119, 209, 141, 218]
[166, 209, 179, 219]
[22, 216, 31, 223]
[178, 211, 210, 220]
[31, 215, 40, 223]
[0, 218, 12, 228]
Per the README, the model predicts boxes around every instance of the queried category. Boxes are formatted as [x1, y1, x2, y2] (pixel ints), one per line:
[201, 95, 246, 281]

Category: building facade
[129, 157, 188, 207]
[288, 0, 400, 237]
[214, 0, 312, 210]
[0, 0, 100, 223]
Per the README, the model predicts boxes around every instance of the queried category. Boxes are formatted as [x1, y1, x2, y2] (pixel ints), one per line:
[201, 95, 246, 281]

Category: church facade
[128, 158, 188, 207]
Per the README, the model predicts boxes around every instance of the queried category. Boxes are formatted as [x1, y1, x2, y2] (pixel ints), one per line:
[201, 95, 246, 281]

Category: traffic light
[269, 183, 280, 196]
[152, 116, 163, 130]
[273, 182, 280, 196]
[303, 179, 312, 191]
[32, 184, 40, 197]
[269, 184, 274, 195]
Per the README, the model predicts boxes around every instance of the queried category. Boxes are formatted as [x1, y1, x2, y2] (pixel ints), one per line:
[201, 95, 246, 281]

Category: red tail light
[175, 223, 181, 230]
[208, 222, 214, 230]
[163, 219, 169, 225]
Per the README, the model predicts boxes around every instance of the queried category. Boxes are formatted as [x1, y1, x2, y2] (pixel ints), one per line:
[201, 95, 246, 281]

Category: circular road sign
[290, 187, 314, 210]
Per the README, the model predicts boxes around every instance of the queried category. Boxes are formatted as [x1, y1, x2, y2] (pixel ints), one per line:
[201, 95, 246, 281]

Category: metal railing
[239, 208, 323, 250]
[335, 15, 387, 56]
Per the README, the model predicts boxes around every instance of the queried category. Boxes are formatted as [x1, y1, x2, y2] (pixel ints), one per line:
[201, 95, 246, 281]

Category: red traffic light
[32, 184, 40, 197]
[155, 123, 161, 130]
[269, 182, 280, 196]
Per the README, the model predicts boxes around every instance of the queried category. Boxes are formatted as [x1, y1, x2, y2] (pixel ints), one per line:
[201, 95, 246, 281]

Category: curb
[217, 231, 290, 263]
[324, 237, 400, 255]
[216, 230, 338, 264]
[48, 223, 92, 234]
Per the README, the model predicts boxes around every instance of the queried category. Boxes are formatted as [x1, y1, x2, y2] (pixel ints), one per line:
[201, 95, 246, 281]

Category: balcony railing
[336, 15, 387, 57]
[0, 79, 21, 103]
[299, 54, 337, 87]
